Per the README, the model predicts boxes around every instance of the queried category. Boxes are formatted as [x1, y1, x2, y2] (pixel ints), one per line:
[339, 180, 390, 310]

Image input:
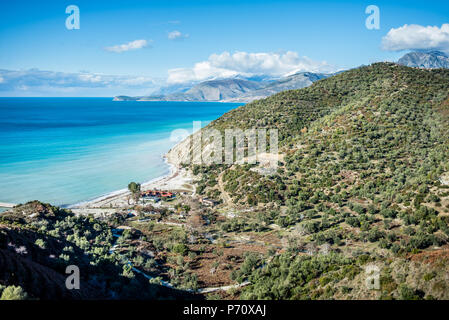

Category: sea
[0, 98, 242, 207]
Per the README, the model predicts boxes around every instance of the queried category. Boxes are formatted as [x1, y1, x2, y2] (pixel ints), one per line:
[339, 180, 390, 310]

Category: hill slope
[0, 201, 199, 300]
[168, 63, 449, 299]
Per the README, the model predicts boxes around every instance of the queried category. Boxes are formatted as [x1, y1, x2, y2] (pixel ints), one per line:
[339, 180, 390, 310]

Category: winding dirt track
[217, 172, 234, 208]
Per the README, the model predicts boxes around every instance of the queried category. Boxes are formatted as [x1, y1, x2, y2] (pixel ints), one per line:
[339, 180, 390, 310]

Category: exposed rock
[398, 51, 449, 69]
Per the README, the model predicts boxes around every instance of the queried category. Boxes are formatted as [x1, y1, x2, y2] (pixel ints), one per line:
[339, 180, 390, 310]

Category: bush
[0, 286, 28, 300]
[399, 284, 424, 300]
[35, 238, 46, 249]
[172, 243, 189, 256]
[346, 217, 360, 228]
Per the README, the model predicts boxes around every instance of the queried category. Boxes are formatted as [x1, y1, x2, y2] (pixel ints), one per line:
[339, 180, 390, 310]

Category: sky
[0, 0, 448, 96]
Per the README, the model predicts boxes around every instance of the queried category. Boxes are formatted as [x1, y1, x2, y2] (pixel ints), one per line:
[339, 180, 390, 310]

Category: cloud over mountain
[167, 51, 336, 84]
[382, 24, 449, 52]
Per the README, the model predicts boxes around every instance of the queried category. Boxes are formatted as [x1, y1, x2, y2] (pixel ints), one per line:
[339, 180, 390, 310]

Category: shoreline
[0, 202, 17, 208]
[67, 155, 174, 208]
[0, 100, 238, 212]
[68, 147, 194, 210]
[0, 141, 190, 211]
[0, 141, 191, 212]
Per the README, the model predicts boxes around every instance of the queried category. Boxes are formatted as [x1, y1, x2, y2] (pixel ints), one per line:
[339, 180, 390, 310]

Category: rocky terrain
[398, 51, 449, 69]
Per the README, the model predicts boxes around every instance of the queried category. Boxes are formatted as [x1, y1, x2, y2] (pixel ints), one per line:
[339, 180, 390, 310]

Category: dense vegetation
[190, 63, 449, 299]
[2, 63, 449, 300]
[0, 201, 197, 299]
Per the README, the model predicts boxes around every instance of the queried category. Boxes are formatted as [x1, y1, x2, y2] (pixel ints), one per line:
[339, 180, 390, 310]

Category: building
[200, 197, 219, 207]
[141, 190, 175, 201]
[141, 195, 160, 203]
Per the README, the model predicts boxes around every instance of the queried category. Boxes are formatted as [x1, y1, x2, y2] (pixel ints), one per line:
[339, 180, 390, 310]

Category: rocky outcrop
[398, 51, 449, 69]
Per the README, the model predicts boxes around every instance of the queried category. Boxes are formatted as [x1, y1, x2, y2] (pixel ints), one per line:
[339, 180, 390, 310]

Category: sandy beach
[69, 152, 194, 211]
[0, 202, 17, 208]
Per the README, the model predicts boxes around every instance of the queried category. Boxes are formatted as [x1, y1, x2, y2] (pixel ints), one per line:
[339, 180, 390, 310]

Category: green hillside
[189, 63, 449, 299]
[2, 63, 449, 300]
[0, 201, 199, 300]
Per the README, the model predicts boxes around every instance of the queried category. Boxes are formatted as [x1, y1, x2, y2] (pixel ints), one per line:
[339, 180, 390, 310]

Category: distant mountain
[170, 78, 264, 101]
[114, 72, 331, 103]
[113, 79, 264, 102]
[398, 51, 449, 69]
[223, 72, 330, 102]
[152, 83, 194, 95]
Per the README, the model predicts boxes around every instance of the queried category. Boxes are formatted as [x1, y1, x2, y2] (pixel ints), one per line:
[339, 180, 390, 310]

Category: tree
[122, 264, 135, 279]
[0, 286, 28, 300]
[35, 238, 46, 249]
[128, 182, 141, 204]
[172, 243, 188, 256]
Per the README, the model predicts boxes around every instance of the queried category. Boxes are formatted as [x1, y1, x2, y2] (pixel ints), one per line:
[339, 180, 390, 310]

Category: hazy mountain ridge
[170, 78, 264, 101]
[223, 72, 330, 102]
[113, 72, 331, 103]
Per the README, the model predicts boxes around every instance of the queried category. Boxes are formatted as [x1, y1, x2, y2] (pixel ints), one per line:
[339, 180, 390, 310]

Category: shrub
[172, 243, 189, 256]
[0, 286, 28, 300]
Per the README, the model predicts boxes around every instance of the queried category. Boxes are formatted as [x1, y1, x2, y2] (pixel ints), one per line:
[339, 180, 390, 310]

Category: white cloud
[382, 24, 449, 52]
[168, 30, 189, 40]
[0, 68, 157, 96]
[167, 51, 336, 84]
[105, 39, 150, 53]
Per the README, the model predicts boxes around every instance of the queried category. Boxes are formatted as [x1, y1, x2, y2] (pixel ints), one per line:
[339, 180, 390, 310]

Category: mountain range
[397, 50, 449, 69]
[113, 72, 331, 103]
[114, 51, 449, 103]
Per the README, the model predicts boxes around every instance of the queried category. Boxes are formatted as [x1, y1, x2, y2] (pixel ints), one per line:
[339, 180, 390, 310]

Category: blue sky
[0, 0, 448, 96]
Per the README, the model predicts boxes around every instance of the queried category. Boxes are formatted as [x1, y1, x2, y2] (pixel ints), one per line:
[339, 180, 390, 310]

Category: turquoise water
[0, 98, 241, 206]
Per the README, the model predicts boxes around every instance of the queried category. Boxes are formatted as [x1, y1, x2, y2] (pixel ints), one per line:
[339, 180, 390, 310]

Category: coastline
[0, 100, 237, 211]
[0, 156, 184, 212]
[68, 144, 194, 210]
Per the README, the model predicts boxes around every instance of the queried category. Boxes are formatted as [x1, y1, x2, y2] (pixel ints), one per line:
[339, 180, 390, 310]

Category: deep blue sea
[0, 98, 242, 206]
